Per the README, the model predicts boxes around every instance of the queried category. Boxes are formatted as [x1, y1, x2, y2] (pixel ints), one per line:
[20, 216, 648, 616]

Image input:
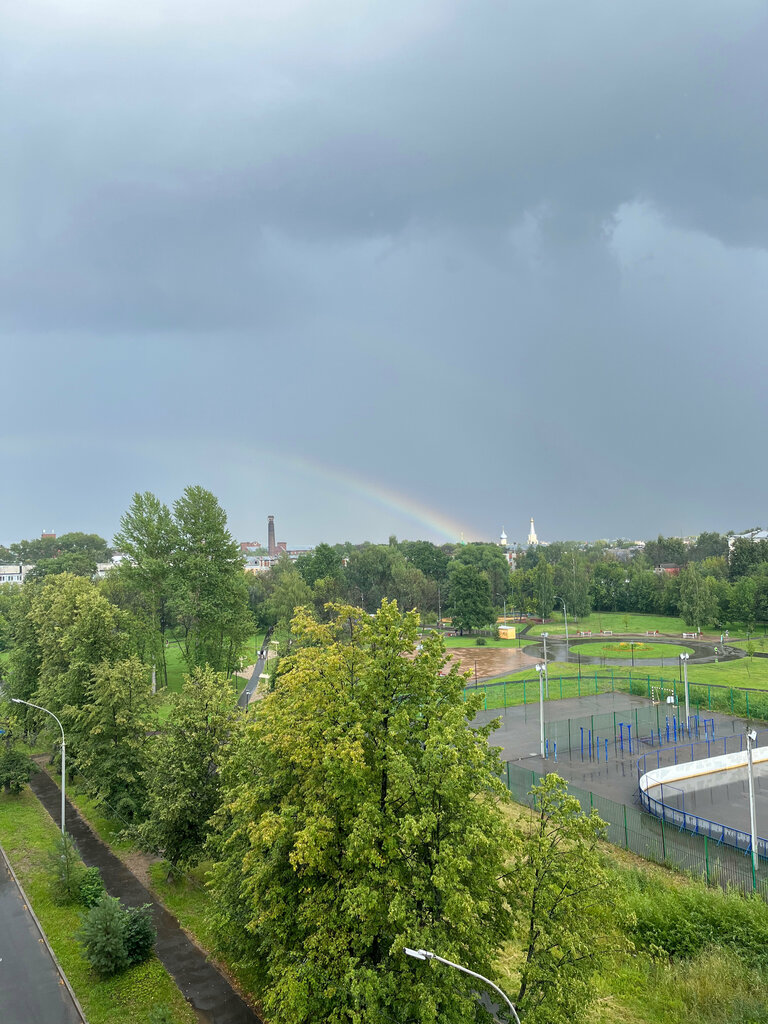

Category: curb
[0, 842, 88, 1023]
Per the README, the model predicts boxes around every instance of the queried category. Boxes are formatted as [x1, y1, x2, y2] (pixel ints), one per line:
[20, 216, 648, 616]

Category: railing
[504, 761, 768, 895]
[464, 673, 768, 723]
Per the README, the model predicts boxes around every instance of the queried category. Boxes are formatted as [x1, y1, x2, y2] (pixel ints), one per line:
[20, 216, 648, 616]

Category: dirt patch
[445, 645, 539, 682]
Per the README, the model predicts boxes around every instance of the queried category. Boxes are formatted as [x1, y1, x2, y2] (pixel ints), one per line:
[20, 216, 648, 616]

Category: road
[0, 845, 85, 1024]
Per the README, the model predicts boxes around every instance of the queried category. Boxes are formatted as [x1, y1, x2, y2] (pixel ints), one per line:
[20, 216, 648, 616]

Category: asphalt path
[237, 653, 265, 709]
[522, 634, 744, 668]
[28, 770, 263, 1024]
[0, 845, 84, 1024]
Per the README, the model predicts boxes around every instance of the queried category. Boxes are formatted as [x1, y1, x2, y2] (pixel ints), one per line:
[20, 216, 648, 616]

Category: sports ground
[473, 691, 768, 851]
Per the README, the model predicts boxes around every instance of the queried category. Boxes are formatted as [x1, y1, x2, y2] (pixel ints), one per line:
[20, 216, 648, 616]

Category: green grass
[526, 612, 688, 636]
[0, 788, 196, 1024]
[569, 641, 694, 660]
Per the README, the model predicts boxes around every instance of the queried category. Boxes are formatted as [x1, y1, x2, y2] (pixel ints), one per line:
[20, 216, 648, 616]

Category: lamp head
[11, 698, 21, 704]
[748, 729, 758, 744]
[404, 948, 430, 961]
[535, 664, 543, 673]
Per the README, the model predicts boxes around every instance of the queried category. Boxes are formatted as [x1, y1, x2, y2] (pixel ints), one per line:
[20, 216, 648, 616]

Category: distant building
[527, 518, 539, 547]
[728, 530, 768, 553]
[41, 531, 56, 540]
[654, 563, 681, 576]
[0, 564, 34, 584]
[499, 528, 508, 548]
[240, 541, 264, 553]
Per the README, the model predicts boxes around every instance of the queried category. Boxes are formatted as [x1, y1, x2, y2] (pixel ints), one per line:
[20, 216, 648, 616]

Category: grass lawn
[161, 633, 264, 694]
[568, 641, 694, 660]
[526, 612, 687, 637]
[0, 788, 196, 1024]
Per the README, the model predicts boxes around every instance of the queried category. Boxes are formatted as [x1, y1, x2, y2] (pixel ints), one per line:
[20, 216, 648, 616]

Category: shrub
[0, 745, 37, 792]
[47, 833, 86, 905]
[79, 866, 105, 908]
[476, 636, 487, 646]
[123, 904, 156, 966]
[77, 895, 156, 976]
[78, 896, 130, 976]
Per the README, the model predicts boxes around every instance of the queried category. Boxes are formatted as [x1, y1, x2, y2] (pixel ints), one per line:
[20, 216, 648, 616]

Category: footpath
[28, 770, 262, 1024]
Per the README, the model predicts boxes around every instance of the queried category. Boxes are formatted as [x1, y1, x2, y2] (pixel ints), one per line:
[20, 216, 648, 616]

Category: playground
[473, 690, 768, 871]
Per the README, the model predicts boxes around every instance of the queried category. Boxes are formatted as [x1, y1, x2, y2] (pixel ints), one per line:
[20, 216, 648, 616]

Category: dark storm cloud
[2, 0, 768, 543]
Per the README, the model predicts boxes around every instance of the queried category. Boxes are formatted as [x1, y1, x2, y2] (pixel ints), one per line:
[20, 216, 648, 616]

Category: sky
[3, 0, 768, 549]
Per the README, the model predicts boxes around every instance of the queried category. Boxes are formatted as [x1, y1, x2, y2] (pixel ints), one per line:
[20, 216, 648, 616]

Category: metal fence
[504, 761, 768, 895]
[465, 673, 768, 721]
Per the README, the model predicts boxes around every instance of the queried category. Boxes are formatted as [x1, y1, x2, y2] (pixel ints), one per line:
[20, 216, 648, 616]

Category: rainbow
[233, 445, 478, 542]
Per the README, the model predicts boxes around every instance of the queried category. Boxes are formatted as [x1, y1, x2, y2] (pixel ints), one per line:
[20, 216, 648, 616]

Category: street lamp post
[12, 698, 66, 835]
[535, 664, 545, 758]
[555, 597, 569, 643]
[680, 653, 690, 732]
[541, 632, 549, 698]
[746, 728, 760, 884]
[404, 948, 521, 1024]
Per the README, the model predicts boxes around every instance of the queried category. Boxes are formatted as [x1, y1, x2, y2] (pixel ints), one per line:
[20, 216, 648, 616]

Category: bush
[78, 896, 130, 976]
[47, 833, 86, 905]
[79, 866, 105, 908]
[123, 904, 156, 966]
[625, 870, 768, 968]
[475, 636, 487, 646]
[78, 895, 156, 976]
[0, 744, 37, 792]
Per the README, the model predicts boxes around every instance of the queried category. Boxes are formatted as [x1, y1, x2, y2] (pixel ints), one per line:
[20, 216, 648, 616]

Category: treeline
[246, 531, 768, 634]
[246, 537, 511, 634]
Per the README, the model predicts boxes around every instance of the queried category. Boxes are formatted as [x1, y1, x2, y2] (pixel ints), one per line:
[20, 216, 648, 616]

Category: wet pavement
[474, 691, 765, 837]
[0, 845, 85, 1024]
[28, 770, 262, 1024]
[522, 633, 744, 668]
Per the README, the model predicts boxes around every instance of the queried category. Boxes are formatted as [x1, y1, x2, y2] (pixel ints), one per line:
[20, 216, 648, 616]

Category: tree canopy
[206, 601, 513, 1024]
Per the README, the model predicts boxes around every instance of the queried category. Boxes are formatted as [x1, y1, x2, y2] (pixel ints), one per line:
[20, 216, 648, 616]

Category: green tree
[206, 602, 513, 1024]
[448, 561, 495, 633]
[679, 564, 718, 632]
[535, 560, 555, 619]
[138, 666, 238, 867]
[112, 491, 178, 688]
[26, 575, 132, 725]
[71, 656, 154, 820]
[171, 486, 252, 675]
[509, 774, 630, 1024]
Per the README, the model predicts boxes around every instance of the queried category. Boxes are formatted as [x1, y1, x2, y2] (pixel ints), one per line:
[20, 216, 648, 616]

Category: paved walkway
[28, 771, 262, 1024]
[0, 844, 85, 1024]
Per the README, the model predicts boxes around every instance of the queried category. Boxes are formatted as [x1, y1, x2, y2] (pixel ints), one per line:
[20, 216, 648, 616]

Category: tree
[71, 656, 154, 820]
[448, 561, 495, 633]
[679, 564, 718, 632]
[509, 774, 630, 1024]
[25, 574, 133, 723]
[206, 602, 514, 1024]
[77, 896, 156, 977]
[112, 491, 178, 688]
[535, 560, 555, 619]
[138, 666, 238, 867]
[171, 486, 252, 675]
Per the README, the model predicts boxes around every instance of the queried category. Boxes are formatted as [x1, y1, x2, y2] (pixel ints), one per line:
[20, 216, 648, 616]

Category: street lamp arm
[11, 698, 65, 743]
[406, 950, 521, 1024]
[11, 697, 66, 836]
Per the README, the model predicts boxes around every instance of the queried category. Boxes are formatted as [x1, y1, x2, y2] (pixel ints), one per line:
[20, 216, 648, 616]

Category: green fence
[505, 761, 768, 895]
[464, 673, 768, 722]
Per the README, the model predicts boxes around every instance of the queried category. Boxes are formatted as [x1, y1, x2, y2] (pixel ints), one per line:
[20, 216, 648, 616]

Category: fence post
[661, 818, 666, 861]
[523, 679, 526, 705]
[624, 805, 629, 849]
[506, 762, 511, 789]
[578, 676, 581, 697]
[731, 688, 734, 714]
[504, 681, 507, 707]
[560, 676, 563, 699]
[747, 691, 750, 719]
[594, 672, 598, 693]
[705, 835, 709, 885]
[647, 676, 651, 699]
